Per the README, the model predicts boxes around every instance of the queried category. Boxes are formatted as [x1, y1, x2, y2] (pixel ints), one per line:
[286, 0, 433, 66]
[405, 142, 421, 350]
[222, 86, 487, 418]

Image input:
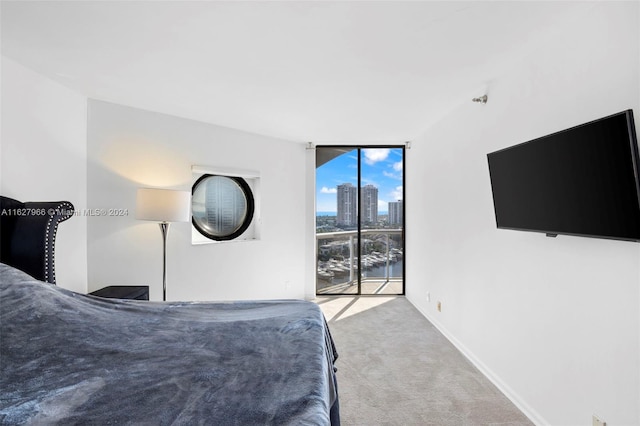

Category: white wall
[0, 56, 88, 293]
[87, 100, 308, 301]
[406, 3, 640, 425]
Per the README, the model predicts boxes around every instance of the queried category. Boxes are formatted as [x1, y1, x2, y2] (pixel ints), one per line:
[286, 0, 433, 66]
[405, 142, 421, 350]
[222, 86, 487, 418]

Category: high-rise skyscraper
[388, 200, 403, 225]
[336, 183, 357, 227]
[360, 184, 378, 224]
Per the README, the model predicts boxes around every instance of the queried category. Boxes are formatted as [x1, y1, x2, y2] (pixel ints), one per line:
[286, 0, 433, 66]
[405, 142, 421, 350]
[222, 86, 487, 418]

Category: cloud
[320, 186, 337, 194]
[361, 177, 378, 187]
[383, 160, 403, 180]
[391, 185, 403, 201]
[363, 148, 390, 165]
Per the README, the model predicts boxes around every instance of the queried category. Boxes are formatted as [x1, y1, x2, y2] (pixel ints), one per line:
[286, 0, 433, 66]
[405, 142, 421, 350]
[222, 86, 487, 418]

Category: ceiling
[1, 1, 595, 143]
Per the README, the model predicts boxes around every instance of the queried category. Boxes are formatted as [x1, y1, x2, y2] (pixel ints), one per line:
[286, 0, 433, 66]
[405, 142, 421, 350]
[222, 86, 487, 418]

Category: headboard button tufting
[0, 196, 74, 284]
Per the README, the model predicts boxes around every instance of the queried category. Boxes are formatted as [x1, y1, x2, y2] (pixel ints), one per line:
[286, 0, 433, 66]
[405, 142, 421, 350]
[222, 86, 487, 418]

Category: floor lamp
[136, 188, 191, 301]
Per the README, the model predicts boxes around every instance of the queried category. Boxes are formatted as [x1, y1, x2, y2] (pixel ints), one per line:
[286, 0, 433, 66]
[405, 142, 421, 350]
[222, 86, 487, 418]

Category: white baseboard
[406, 296, 548, 426]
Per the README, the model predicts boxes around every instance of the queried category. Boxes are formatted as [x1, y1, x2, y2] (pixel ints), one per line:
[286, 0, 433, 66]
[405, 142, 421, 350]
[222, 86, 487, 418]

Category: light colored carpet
[317, 296, 533, 426]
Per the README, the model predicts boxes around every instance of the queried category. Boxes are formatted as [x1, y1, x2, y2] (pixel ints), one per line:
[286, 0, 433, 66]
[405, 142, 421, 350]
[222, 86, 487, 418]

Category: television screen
[487, 110, 640, 242]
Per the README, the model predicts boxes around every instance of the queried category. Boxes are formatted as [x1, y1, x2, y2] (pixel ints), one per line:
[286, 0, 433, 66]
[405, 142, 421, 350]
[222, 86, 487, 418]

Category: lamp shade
[136, 188, 191, 222]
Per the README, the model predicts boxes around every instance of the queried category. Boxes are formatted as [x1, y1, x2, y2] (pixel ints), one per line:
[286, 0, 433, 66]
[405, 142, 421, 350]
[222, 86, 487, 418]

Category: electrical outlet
[593, 415, 606, 426]
[437, 301, 442, 312]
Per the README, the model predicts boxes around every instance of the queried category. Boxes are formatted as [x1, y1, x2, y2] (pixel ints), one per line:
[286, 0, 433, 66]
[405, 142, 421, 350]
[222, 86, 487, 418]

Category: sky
[316, 148, 403, 214]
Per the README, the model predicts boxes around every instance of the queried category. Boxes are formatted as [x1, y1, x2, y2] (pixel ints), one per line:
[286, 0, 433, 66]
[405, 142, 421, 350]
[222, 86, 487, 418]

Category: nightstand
[89, 286, 149, 300]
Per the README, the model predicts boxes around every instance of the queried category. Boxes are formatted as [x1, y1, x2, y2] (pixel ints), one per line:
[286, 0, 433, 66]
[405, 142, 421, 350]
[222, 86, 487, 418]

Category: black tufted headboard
[0, 196, 74, 285]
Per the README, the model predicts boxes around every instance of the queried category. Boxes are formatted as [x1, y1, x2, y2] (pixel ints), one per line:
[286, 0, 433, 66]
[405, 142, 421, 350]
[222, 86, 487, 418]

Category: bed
[0, 263, 340, 425]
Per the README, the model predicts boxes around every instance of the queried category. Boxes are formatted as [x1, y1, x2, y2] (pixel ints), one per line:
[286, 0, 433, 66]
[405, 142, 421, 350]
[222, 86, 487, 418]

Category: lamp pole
[159, 222, 170, 301]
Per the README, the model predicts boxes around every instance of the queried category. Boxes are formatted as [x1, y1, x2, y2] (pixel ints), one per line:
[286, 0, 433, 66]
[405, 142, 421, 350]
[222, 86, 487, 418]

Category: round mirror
[191, 174, 254, 241]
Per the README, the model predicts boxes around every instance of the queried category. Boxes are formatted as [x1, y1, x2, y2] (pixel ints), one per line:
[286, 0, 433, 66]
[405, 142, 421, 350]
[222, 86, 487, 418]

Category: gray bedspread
[0, 263, 339, 425]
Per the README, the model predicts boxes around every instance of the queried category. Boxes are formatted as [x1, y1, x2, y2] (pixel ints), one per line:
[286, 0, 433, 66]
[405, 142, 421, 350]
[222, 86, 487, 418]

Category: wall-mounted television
[487, 109, 640, 242]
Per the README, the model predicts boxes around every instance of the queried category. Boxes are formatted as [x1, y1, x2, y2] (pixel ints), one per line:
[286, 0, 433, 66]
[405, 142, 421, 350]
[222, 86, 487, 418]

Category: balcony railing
[316, 229, 403, 294]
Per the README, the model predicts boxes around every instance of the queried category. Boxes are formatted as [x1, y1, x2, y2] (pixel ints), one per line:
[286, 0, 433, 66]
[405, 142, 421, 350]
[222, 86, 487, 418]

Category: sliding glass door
[316, 146, 404, 295]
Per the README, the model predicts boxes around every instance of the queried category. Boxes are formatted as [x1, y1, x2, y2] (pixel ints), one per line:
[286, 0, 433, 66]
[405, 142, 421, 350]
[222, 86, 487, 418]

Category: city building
[360, 184, 378, 224]
[336, 183, 357, 227]
[388, 200, 403, 225]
